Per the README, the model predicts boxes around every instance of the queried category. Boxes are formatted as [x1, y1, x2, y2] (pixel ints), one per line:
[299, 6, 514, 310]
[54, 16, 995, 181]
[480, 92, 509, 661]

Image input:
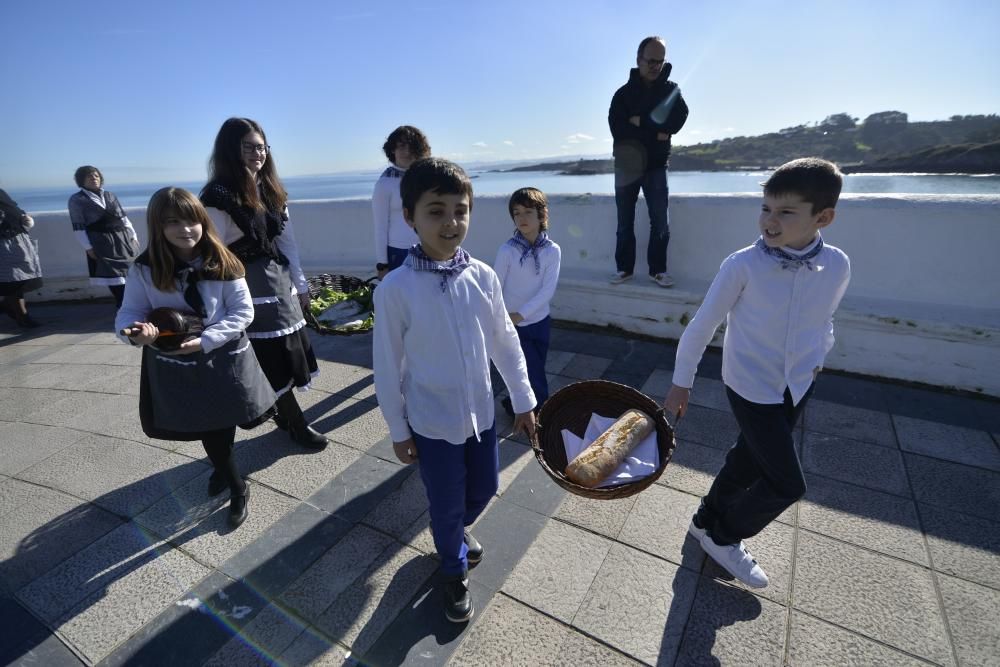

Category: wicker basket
[305, 273, 375, 336]
[533, 380, 676, 500]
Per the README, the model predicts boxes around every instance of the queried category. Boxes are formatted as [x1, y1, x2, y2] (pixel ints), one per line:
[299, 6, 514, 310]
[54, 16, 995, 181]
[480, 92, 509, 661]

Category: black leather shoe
[464, 531, 484, 565]
[207, 471, 227, 497]
[229, 482, 250, 528]
[272, 413, 289, 431]
[16, 314, 41, 328]
[443, 575, 474, 623]
[290, 423, 329, 449]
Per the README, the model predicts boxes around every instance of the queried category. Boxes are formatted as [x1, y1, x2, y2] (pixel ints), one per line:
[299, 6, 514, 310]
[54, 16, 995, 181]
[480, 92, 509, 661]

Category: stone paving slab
[786, 612, 931, 666]
[361, 467, 429, 539]
[449, 593, 640, 666]
[793, 531, 954, 665]
[311, 543, 438, 655]
[0, 481, 122, 595]
[280, 524, 395, 622]
[675, 577, 787, 666]
[204, 601, 310, 667]
[0, 422, 88, 477]
[560, 353, 613, 380]
[801, 431, 910, 496]
[937, 573, 1000, 667]
[0, 387, 78, 422]
[275, 630, 354, 666]
[0, 597, 85, 667]
[894, 414, 1000, 471]
[236, 435, 362, 501]
[16, 522, 209, 663]
[18, 434, 206, 518]
[919, 504, 1000, 591]
[4, 307, 1000, 666]
[573, 543, 699, 666]
[673, 404, 741, 451]
[134, 473, 300, 568]
[904, 453, 1000, 522]
[657, 437, 724, 498]
[21, 391, 133, 433]
[503, 519, 613, 623]
[96, 571, 271, 667]
[617, 484, 705, 572]
[804, 399, 898, 448]
[554, 491, 636, 539]
[799, 473, 928, 565]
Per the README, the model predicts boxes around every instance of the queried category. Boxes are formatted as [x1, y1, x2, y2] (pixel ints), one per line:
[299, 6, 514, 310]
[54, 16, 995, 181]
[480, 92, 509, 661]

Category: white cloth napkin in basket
[561, 413, 660, 488]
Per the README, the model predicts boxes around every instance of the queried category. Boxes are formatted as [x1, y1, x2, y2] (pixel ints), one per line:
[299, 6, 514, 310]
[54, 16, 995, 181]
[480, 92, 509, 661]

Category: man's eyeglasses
[241, 142, 270, 154]
[640, 57, 665, 67]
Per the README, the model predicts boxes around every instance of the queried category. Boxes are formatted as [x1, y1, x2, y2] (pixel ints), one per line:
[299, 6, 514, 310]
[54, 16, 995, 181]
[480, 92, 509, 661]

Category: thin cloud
[472, 141, 488, 148]
[565, 133, 595, 144]
[503, 140, 514, 146]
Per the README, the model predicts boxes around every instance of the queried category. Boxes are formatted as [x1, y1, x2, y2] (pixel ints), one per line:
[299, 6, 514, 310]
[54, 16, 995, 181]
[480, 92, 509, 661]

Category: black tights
[201, 427, 245, 494]
[108, 285, 125, 308]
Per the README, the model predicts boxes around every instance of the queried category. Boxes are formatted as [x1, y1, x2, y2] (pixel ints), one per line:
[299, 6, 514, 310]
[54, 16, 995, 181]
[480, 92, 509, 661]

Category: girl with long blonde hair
[115, 187, 277, 527]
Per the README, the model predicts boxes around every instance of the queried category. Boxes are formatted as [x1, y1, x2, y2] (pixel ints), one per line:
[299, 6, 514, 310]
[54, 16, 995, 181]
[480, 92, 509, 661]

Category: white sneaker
[651, 272, 675, 288]
[610, 271, 633, 285]
[688, 518, 707, 542]
[699, 535, 769, 589]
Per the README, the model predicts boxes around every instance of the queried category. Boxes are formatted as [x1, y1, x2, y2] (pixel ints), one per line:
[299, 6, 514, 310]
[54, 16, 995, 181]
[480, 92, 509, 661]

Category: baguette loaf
[565, 409, 655, 487]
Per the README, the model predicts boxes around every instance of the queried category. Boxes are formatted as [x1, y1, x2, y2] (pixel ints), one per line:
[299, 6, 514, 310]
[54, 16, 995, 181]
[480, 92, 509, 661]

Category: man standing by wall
[609, 36, 689, 287]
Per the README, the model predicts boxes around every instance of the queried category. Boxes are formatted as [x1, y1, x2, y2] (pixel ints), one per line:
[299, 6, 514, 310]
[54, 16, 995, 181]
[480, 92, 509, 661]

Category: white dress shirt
[205, 207, 308, 295]
[373, 257, 536, 445]
[494, 240, 562, 326]
[371, 166, 418, 263]
[672, 236, 850, 406]
[115, 259, 255, 353]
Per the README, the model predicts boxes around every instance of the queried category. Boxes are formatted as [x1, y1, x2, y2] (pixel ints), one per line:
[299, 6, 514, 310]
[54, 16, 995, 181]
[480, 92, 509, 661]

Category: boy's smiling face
[759, 193, 834, 250]
[404, 189, 470, 261]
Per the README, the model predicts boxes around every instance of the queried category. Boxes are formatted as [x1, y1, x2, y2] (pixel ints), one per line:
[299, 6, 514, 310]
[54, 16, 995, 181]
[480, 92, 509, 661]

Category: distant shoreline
[493, 158, 1000, 177]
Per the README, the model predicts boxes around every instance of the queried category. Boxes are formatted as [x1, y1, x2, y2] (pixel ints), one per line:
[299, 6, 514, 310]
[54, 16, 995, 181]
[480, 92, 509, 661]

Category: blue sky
[1, 0, 998, 188]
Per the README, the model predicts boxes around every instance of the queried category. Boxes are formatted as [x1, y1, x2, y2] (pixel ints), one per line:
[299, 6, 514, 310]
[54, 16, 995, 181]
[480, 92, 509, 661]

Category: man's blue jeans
[614, 167, 670, 276]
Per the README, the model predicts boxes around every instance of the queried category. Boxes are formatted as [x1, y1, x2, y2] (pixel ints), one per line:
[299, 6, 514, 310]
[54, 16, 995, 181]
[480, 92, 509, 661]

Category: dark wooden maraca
[120, 307, 205, 351]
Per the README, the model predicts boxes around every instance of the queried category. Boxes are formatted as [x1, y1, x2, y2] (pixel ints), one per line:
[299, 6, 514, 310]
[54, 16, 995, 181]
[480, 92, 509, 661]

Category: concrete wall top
[25, 193, 1000, 312]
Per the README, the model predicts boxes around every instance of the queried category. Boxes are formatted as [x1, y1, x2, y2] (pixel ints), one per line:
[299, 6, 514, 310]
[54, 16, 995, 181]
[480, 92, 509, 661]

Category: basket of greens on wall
[305, 274, 376, 335]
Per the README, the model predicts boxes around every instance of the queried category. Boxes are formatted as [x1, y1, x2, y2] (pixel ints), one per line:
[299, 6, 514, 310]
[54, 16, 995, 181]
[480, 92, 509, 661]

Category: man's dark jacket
[608, 64, 689, 174]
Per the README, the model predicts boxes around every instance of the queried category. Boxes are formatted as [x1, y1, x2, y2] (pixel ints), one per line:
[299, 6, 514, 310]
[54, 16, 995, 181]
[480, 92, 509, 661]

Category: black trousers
[696, 385, 812, 545]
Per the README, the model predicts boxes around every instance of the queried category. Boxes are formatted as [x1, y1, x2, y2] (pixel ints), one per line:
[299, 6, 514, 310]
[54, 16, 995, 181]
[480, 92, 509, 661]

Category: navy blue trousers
[516, 316, 551, 408]
[614, 166, 670, 276]
[696, 385, 813, 545]
[386, 246, 409, 271]
[412, 422, 499, 576]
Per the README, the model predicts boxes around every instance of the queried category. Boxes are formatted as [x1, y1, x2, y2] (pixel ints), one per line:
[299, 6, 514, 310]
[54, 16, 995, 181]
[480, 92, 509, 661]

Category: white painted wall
[23, 193, 1000, 395]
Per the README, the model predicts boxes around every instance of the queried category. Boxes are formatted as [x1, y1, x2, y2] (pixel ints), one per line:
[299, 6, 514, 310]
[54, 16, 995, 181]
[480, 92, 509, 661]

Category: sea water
[8, 171, 1000, 213]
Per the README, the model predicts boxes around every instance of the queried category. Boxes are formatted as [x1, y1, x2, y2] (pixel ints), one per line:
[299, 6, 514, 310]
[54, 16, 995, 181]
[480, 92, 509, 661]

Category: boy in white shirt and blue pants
[494, 187, 562, 412]
[373, 158, 537, 623]
[664, 158, 851, 589]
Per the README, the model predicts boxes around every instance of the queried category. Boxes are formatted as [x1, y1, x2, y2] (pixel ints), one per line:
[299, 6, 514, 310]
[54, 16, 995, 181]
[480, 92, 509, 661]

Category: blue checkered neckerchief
[405, 244, 472, 291]
[755, 235, 824, 271]
[506, 230, 553, 275]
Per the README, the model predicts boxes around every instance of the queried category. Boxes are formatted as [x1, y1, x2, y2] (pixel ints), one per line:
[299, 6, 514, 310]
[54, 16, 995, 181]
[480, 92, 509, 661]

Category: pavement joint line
[787, 607, 942, 666]
[547, 512, 707, 575]
[896, 405, 964, 667]
[782, 484, 802, 664]
[491, 589, 651, 666]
